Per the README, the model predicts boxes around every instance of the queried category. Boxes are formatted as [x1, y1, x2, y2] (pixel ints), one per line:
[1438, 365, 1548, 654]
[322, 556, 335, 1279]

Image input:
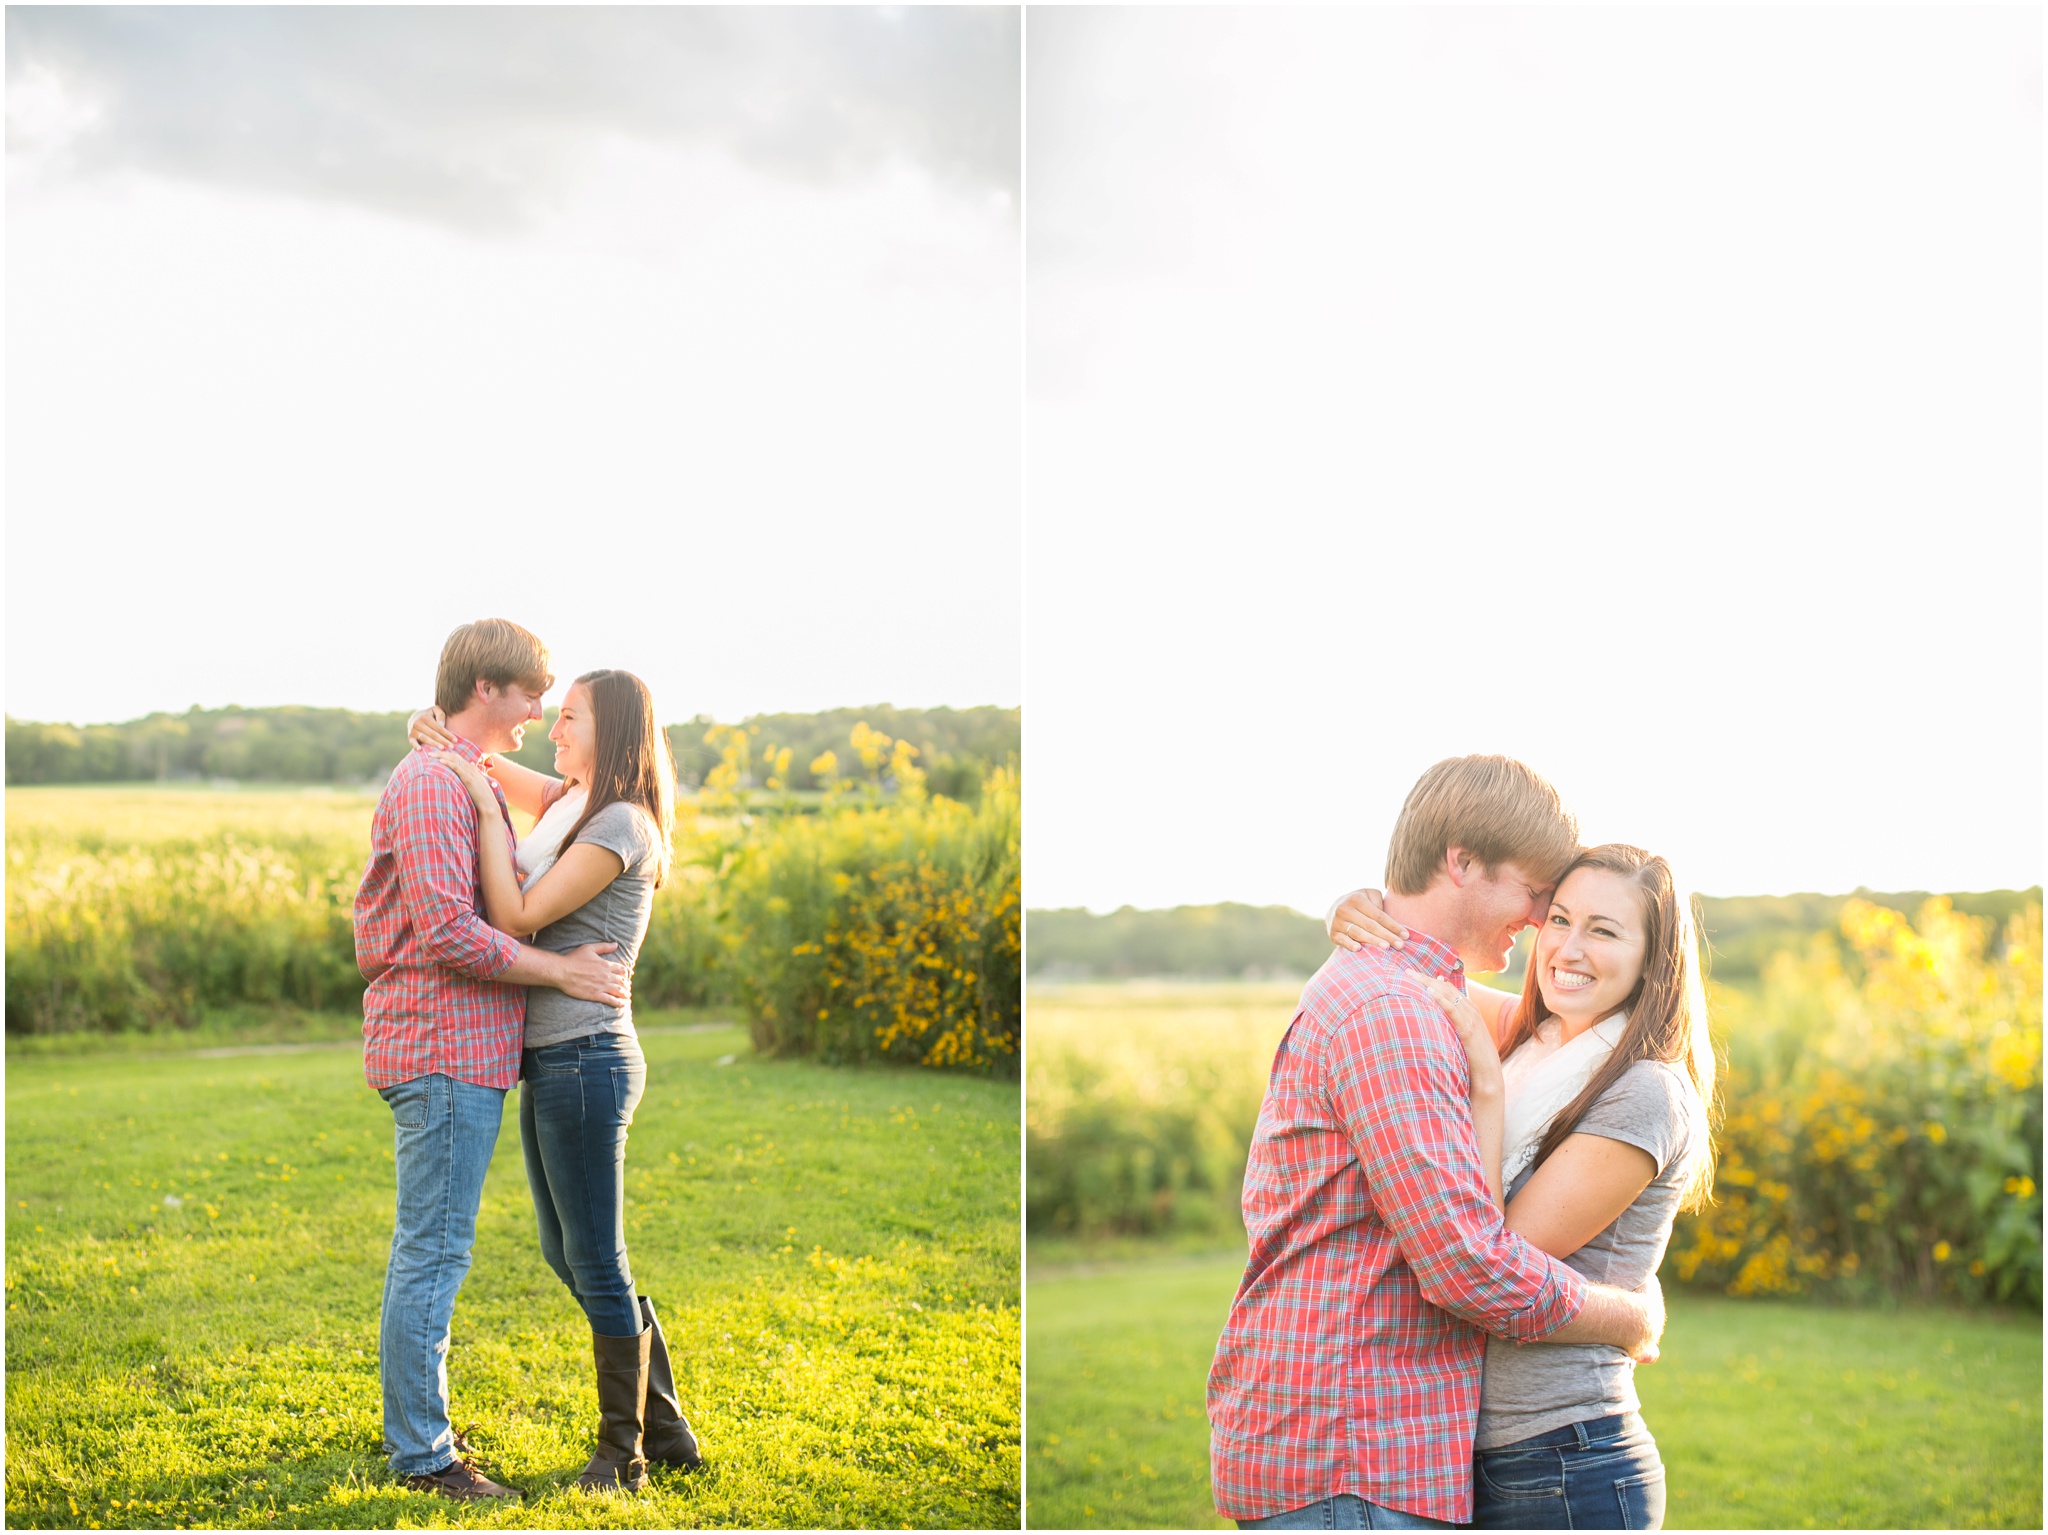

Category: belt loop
[1573, 1420, 1593, 1449]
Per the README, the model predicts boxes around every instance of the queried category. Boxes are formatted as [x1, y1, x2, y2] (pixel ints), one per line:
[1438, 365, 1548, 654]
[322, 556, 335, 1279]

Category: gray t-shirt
[523, 800, 660, 1050]
[1475, 1057, 1704, 1449]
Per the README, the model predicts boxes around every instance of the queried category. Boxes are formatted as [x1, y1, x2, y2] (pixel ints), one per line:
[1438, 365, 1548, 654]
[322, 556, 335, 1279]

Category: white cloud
[7, 7, 1020, 232]
[8, 8, 1020, 728]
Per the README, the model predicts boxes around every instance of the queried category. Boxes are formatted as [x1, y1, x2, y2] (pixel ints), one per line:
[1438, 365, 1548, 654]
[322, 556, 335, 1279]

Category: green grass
[1025, 1255, 1235, 1530]
[1025, 1251, 2041, 1530]
[6, 1020, 1022, 1529]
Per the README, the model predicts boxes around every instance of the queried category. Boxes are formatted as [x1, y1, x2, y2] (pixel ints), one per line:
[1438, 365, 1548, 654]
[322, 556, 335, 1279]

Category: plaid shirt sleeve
[387, 765, 522, 981]
[1326, 986, 1585, 1340]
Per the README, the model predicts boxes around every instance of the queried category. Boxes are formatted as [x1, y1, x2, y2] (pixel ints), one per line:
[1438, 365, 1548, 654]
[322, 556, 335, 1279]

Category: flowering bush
[713, 768, 1020, 1072]
[1670, 898, 2041, 1305]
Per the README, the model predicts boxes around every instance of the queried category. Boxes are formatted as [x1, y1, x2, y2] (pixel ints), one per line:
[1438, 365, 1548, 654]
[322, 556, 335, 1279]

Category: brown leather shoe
[402, 1457, 523, 1501]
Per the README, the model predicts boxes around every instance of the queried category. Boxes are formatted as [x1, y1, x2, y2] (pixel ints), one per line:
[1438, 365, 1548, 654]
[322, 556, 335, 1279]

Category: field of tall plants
[1025, 984, 1291, 1246]
[5, 788, 371, 1032]
[5, 725, 1020, 1075]
[1026, 898, 2042, 1303]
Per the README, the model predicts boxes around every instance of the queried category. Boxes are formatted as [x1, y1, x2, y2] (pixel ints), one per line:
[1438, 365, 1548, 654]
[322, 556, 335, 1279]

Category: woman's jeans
[1472, 1413, 1666, 1530]
[378, 1072, 508, 1476]
[519, 1032, 646, 1339]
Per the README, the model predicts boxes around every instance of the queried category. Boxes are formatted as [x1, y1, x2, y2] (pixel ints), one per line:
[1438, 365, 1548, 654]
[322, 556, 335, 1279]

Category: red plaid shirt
[354, 739, 526, 1091]
[1207, 931, 1588, 1524]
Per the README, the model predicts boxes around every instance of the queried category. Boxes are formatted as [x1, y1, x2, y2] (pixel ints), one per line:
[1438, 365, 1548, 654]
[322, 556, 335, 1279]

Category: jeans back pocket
[612, 1065, 646, 1124]
[1476, 1447, 1567, 1501]
[1612, 1469, 1666, 1531]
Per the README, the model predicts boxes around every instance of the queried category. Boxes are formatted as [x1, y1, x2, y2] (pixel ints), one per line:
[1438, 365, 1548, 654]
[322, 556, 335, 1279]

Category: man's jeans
[518, 1033, 646, 1338]
[378, 1072, 508, 1476]
[1239, 1495, 1449, 1529]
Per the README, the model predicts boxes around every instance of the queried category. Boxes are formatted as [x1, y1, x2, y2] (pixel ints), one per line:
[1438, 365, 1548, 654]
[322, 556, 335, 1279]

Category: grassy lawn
[1025, 1251, 2041, 1530]
[6, 1017, 1022, 1529]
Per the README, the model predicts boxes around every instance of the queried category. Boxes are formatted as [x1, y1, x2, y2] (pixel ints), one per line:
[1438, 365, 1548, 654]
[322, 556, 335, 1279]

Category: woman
[1333, 845, 1716, 1531]
[408, 671, 701, 1493]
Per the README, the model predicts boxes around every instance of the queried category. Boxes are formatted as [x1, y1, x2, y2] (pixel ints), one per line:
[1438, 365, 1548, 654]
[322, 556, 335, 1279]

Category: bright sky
[1027, 6, 2043, 907]
[7, 7, 1020, 728]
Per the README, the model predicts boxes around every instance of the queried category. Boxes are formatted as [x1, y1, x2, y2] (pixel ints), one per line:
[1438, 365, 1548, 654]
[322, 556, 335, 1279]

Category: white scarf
[1500, 1009, 1629, 1189]
[516, 785, 588, 884]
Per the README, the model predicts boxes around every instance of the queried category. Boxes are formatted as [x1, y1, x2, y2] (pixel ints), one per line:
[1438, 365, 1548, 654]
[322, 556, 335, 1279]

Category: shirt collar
[1396, 926, 1465, 985]
[424, 735, 492, 769]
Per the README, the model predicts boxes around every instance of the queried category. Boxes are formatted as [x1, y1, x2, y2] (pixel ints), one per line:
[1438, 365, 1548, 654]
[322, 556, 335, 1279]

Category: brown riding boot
[576, 1326, 651, 1492]
[637, 1295, 704, 1468]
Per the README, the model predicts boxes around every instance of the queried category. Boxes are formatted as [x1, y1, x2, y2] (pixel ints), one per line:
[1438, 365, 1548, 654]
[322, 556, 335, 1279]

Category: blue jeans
[519, 1032, 646, 1339]
[377, 1072, 508, 1476]
[1472, 1413, 1666, 1530]
[1239, 1496, 1447, 1529]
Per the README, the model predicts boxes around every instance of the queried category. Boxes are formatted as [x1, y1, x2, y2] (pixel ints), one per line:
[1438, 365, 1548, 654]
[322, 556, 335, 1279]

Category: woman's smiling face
[548, 681, 597, 782]
[1535, 866, 1648, 1024]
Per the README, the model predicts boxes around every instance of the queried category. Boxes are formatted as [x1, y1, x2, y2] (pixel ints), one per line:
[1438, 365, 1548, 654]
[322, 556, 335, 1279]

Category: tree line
[1026, 887, 2043, 986]
[6, 703, 1020, 794]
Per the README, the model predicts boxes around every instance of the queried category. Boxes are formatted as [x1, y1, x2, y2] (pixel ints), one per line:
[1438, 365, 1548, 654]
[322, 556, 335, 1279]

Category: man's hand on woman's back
[502, 941, 631, 1007]
[555, 942, 632, 1006]
[1545, 1273, 1664, 1362]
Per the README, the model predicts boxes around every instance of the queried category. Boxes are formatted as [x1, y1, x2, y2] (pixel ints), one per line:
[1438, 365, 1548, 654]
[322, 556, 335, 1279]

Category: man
[354, 618, 631, 1502]
[1207, 755, 1664, 1529]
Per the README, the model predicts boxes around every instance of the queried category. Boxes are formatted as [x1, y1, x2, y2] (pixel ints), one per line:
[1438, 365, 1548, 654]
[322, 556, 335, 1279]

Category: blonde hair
[434, 619, 554, 717]
[1499, 844, 1721, 1210]
[1383, 755, 1580, 896]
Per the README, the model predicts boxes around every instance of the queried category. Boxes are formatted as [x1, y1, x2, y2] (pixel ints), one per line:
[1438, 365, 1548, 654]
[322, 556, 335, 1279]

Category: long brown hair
[1498, 843, 1719, 1209]
[558, 669, 675, 887]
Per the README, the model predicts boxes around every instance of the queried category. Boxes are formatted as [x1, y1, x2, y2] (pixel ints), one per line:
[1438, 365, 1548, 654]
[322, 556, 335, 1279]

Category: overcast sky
[8, 6, 1020, 727]
[1027, 6, 2042, 906]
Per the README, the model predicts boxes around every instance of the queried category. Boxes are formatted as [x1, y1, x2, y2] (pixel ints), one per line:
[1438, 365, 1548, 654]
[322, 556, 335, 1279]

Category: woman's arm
[481, 754, 565, 823]
[1504, 1133, 1657, 1259]
[435, 754, 623, 936]
[408, 707, 563, 821]
[1413, 973, 1505, 1210]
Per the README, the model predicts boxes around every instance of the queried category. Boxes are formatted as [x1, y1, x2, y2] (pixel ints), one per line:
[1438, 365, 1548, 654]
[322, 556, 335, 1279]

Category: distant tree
[7, 702, 1021, 795]
[1026, 904, 1332, 981]
[6, 706, 449, 785]
[1024, 889, 2045, 985]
